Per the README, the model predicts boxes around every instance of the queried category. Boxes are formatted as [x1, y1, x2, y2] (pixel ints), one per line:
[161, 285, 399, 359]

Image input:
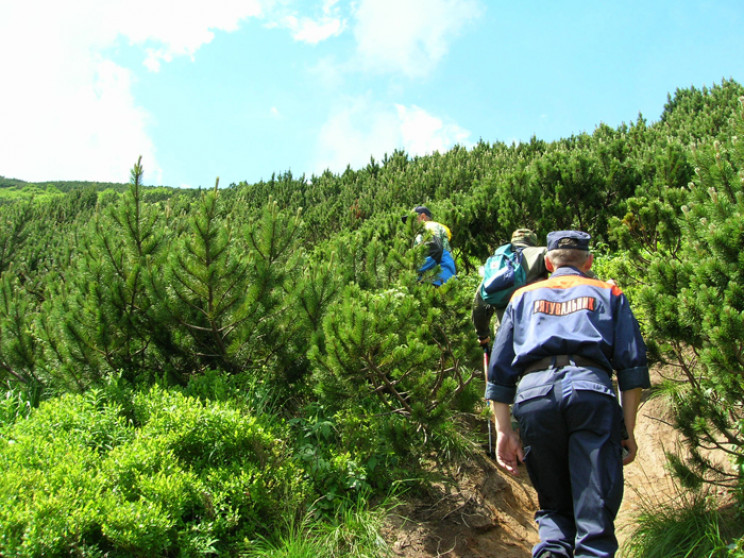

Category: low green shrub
[0, 386, 305, 557]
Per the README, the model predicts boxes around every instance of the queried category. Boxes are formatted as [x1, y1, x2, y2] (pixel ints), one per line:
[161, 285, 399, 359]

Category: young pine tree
[309, 224, 481, 439]
[153, 193, 305, 382]
[43, 158, 167, 388]
[613, 98, 744, 498]
[155, 182, 249, 375]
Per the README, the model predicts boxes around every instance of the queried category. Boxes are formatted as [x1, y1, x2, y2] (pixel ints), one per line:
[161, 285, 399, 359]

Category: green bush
[289, 403, 412, 511]
[0, 387, 305, 557]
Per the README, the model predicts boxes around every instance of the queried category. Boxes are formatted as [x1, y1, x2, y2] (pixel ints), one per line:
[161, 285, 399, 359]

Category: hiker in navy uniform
[472, 228, 548, 346]
[486, 230, 649, 558]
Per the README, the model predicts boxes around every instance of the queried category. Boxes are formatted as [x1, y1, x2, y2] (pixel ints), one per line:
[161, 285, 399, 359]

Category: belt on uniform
[521, 354, 611, 376]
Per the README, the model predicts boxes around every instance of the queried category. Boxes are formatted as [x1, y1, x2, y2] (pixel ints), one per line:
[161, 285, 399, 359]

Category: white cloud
[396, 104, 471, 154]
[313, 97, 471, 175]
[0, 0, 265, 184]
[352, 0, 482, 77]
[281, 15, 345, 44]
[269, 0, 346, 45]
[314, 98, 399, 173]
[121, 0, 265, 72]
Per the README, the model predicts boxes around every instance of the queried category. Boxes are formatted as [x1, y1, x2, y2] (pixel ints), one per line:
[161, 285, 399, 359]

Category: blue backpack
[480, 243, 526, 308]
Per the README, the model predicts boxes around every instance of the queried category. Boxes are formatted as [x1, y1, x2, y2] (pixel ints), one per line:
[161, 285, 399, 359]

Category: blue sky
[2, 1, 743, 189]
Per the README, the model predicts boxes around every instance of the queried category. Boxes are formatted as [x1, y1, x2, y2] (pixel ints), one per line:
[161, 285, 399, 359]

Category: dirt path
[615, 386, 680, 548]
[382, 367, 684, 557]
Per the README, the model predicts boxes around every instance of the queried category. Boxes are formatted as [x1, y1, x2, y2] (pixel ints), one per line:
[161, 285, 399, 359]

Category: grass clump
[620, 486, 743, 558]
[242, 495, 393, 558]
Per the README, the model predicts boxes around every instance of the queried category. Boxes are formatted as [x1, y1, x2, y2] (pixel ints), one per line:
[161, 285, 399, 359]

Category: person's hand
[622, 434, 638, 465]
[478, 336, 491, 347]
[495, 430, 524, 475]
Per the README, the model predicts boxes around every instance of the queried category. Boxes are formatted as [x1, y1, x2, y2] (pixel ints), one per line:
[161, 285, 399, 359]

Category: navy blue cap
[413, 205, 432, 218]
[402, 205, 432, 223]
[546, 230, 591, 251]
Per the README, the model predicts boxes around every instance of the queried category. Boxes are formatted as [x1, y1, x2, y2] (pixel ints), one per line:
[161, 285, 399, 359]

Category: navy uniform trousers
[512, 365, 625, 558]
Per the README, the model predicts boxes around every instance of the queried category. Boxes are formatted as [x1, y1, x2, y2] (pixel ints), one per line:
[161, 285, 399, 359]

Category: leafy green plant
[0, 386, 304, 556]
[288, 404, 374, 512]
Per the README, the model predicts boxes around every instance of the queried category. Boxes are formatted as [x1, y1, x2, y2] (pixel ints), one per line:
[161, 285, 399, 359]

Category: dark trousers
[512, 367, 624, 558]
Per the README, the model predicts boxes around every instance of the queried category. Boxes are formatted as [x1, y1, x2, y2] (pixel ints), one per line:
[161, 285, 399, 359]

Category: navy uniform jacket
[486, 266, 650, 403]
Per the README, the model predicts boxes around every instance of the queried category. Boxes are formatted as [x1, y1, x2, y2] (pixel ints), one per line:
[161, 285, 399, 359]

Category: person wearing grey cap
[486, 230, 650, 558]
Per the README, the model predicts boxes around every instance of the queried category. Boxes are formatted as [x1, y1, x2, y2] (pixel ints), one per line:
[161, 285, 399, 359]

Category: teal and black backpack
[480, 243, 526, 308]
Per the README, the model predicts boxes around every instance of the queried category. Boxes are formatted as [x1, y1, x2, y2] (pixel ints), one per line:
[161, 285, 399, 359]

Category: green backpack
[480, 243, 527, 308]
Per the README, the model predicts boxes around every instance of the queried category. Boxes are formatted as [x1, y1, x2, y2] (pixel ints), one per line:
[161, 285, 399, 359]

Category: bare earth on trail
[381, 366, 690, 558]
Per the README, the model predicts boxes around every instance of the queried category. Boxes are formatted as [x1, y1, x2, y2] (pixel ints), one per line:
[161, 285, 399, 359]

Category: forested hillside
[1, 79, 743, 556]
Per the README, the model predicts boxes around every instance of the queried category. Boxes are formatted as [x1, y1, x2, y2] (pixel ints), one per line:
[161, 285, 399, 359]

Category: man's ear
[583, 254, 594, 272]
[545, 255, 555, 272]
